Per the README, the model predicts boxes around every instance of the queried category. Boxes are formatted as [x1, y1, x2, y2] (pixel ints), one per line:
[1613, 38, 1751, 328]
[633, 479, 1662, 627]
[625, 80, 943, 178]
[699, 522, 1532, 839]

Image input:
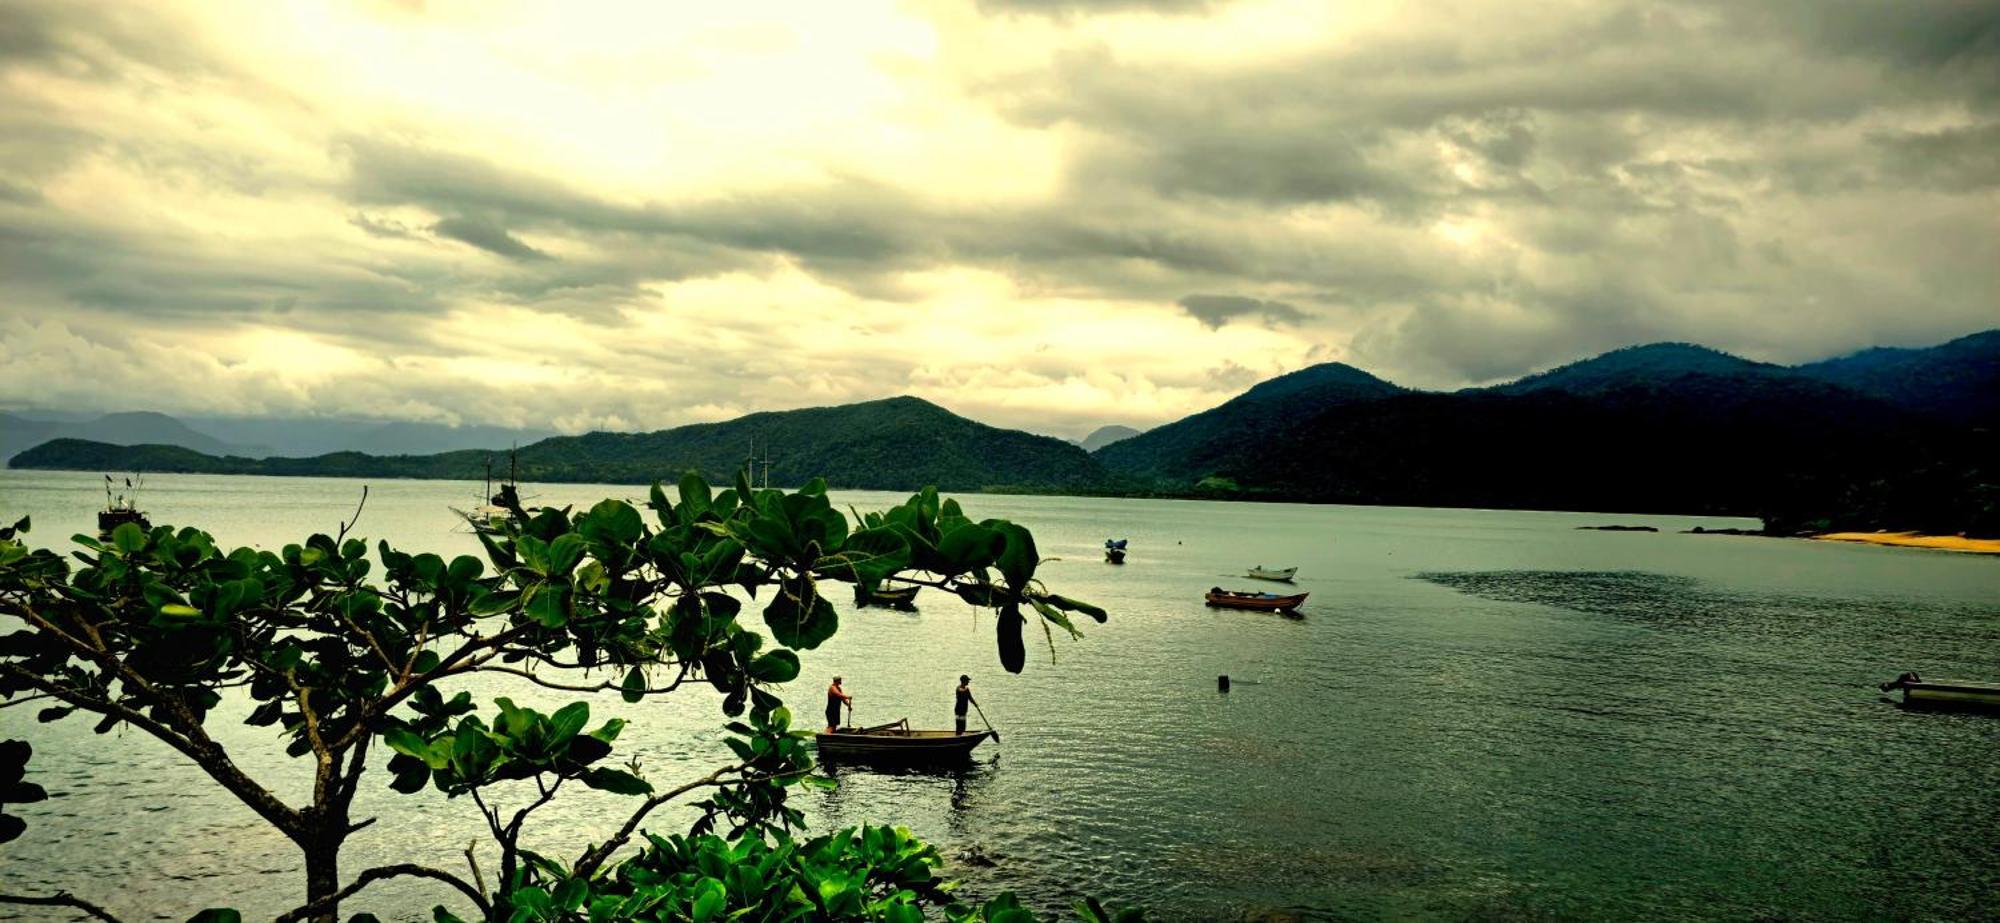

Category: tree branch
[570, 762, 746, 879]
[272, 864, 489, 923]
[471, 664, 689, 696]
[0, 891, 126, 923]
[0, 662, 302, 835]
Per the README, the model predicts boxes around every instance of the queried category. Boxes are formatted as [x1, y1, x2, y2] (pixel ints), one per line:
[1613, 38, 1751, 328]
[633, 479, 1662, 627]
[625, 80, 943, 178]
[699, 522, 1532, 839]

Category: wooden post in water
[1218, 674, 1230, 693]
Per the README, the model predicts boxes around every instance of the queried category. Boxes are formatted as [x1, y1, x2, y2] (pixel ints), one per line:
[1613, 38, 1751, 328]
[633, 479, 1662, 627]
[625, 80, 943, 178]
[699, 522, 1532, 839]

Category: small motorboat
[1879, 672, 2000, 713]
[1105, 538, 1128, 564]
[1205, 587, 1309, 612]
[854, 583, 920, 610]
[1245, 565, 1297, 582]
[815, 719, 994, 763]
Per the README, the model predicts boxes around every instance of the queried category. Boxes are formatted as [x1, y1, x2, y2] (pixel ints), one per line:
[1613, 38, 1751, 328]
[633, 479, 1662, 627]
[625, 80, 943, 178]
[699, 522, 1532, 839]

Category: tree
[0, 473, 1124, 921]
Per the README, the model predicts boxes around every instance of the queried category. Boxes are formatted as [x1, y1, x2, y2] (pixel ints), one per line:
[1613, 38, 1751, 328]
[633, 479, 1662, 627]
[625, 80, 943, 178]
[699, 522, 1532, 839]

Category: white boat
[1246, 565, 1297, 582]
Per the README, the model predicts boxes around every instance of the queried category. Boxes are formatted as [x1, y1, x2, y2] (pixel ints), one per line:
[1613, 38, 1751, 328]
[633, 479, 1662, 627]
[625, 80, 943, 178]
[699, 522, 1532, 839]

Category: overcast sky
[1, 0, 1994, 438]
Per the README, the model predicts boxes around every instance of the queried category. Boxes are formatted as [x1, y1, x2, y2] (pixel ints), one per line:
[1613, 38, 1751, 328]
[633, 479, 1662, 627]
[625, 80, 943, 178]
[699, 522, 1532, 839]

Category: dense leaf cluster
[0, 475, 1119, 922]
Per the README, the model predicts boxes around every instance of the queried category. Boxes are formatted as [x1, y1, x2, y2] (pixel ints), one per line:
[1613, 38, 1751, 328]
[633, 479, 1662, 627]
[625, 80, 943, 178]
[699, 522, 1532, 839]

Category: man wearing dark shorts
[954, 674, 975, 734]
[826, 676, 851, 732]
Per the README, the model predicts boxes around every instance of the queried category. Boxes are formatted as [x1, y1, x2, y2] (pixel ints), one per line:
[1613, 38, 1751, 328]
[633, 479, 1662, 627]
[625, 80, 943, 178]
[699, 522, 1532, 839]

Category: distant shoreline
[1810, 531, 2000, 555]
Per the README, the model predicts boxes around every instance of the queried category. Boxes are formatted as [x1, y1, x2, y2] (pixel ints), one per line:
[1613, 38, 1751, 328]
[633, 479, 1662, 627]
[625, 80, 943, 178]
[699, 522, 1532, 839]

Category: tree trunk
[303, 834, 341, 923]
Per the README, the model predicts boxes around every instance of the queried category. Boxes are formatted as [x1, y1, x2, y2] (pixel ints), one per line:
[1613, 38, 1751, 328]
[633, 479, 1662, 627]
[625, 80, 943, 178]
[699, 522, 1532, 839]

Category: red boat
[1205, 588, 1309, 612]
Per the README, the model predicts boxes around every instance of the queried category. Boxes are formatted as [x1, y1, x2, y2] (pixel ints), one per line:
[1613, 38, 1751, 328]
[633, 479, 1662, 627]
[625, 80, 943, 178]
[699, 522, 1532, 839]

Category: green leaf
[1029, 596, 1081, 641]
[620, 666, 646, 704]
[678, 471, 713, 518]
[110, 522, 147, 554]
[468, 589, 520, 616]
[159, 604, 201, 619]
[988, 521, 1039, 591]
[588, 718, 626, 743]
[549, 701, 590, 744]
[546, 533, 588, 577]
[1046, 594, 1108, 623]
[580, 767, 653, 795]
[186, 910, 241, 923]
[936, 523, 1003, 573]
[383, 726, 429, 759]
[524, 584, 567, 627]
[689, 879, 726, 923]
[746, 649, 801, 683]
[762, 580, 838, 650]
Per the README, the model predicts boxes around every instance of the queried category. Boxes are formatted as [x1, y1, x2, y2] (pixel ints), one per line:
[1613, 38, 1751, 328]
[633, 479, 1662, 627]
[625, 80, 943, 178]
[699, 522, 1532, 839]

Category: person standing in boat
[826, 676, 852, 733]
[954, 674, 977, 734]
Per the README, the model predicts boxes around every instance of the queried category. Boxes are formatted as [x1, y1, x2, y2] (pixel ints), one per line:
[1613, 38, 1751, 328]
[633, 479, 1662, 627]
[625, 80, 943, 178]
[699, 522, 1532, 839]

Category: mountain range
[0, 411, 552, 463]
[10, 330, 1995, 534]
[14, 397, 1113, 494]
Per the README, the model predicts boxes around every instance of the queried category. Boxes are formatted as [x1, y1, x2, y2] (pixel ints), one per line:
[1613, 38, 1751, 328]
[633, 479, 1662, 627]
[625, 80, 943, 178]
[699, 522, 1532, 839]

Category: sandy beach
[1812, 531, 2000, 555]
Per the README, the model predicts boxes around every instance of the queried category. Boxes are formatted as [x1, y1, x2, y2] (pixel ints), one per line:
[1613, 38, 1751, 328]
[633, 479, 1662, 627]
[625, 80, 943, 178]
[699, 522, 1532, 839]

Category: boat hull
[1895, 681, 2000, 713]
[1245, 567, 1296, 582]
[857, 586, 920, 609]
[815, 729, 994, 762]
[1205, 590, 1309, 612]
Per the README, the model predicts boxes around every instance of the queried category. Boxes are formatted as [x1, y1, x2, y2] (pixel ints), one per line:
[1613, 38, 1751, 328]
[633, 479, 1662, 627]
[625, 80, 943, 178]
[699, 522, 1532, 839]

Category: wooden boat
[1105, 538, 1128, 564]
[815, 719, 993, 762]
[1880, 672, 2000, 712]
[1205, 588, 1308, 612]
[456, 455, 523, 535]
[855, 583, 920, 610]
[1245, 565, 1297, 582]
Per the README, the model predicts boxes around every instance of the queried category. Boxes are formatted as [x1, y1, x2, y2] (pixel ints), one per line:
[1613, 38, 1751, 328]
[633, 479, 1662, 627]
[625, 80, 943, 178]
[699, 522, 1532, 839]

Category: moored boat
[1246, 565, 1297, 582]
[855, 583, 921, 609]
[97, 475, 150, 539]
[815, 719, 994, 762]
[1205, 587, 1309, 612]
[1880, 672, 2000, 712]
[456, 454, 524, 535]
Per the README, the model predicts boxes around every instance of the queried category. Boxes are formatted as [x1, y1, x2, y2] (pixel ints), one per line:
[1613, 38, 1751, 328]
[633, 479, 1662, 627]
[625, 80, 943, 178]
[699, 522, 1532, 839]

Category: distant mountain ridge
[1494, 343, 1792, 396]
[13, 396, 1115, 494]
[1793, 330, 2000, 424]
[1, 411, 254, 463]
[1087, 329, 1995, 534]
[2, 410, 556, 462]
[11, 330, 1994, 534]
[1077, 425, 1142, 452]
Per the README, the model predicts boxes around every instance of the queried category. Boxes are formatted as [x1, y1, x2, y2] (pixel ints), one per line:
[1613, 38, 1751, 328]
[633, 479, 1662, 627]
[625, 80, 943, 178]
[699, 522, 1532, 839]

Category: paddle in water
[973, 701, 1000, 743]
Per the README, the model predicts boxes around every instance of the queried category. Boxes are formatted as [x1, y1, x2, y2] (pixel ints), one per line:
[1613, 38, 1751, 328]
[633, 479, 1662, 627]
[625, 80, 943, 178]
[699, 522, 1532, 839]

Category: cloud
[0, 0, 1994, 440]
[1176, 294, 1307, 329]
[431, 216, 551, 262]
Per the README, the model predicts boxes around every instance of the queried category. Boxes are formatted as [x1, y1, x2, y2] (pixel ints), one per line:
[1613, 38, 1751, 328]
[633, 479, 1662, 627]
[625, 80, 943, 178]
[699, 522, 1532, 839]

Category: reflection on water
[2, 471, 1998, 921]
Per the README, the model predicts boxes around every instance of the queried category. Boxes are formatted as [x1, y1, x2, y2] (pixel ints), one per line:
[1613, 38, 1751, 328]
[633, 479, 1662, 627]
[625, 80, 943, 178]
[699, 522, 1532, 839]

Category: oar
[971, 701, 1000, 742]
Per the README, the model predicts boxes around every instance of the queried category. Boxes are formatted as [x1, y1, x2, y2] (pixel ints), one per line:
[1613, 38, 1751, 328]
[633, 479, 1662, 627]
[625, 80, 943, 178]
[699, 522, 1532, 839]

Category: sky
[0, 0, 1995, 439]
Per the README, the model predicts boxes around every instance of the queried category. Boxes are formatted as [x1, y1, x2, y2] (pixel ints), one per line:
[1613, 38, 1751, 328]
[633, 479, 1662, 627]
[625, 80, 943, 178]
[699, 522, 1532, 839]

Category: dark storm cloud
[431, 216, 551, 262]
[1, 0, 1996, 430]
[1176, 295, 1307, 329]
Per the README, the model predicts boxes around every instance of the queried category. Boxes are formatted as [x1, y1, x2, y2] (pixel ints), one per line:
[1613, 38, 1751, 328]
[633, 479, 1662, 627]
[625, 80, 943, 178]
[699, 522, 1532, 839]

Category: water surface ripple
[2, 472, 1996, 920]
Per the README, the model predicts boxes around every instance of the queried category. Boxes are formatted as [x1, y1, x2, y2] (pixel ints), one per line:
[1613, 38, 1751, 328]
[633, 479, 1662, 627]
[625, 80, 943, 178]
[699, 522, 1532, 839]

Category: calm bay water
[2, 470, 1997, 921]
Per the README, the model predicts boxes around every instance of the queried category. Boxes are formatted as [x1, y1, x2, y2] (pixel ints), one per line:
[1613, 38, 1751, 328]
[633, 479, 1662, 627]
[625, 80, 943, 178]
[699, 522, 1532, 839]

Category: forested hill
[11, 396, 1118, 494]
[1093, 361, 1404, 483]
[1091, 332, 1998, 535]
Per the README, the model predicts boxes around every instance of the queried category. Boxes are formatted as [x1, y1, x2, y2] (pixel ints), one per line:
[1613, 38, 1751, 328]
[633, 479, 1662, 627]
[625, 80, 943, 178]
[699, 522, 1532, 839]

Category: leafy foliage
[0, 477, 1115, 921]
